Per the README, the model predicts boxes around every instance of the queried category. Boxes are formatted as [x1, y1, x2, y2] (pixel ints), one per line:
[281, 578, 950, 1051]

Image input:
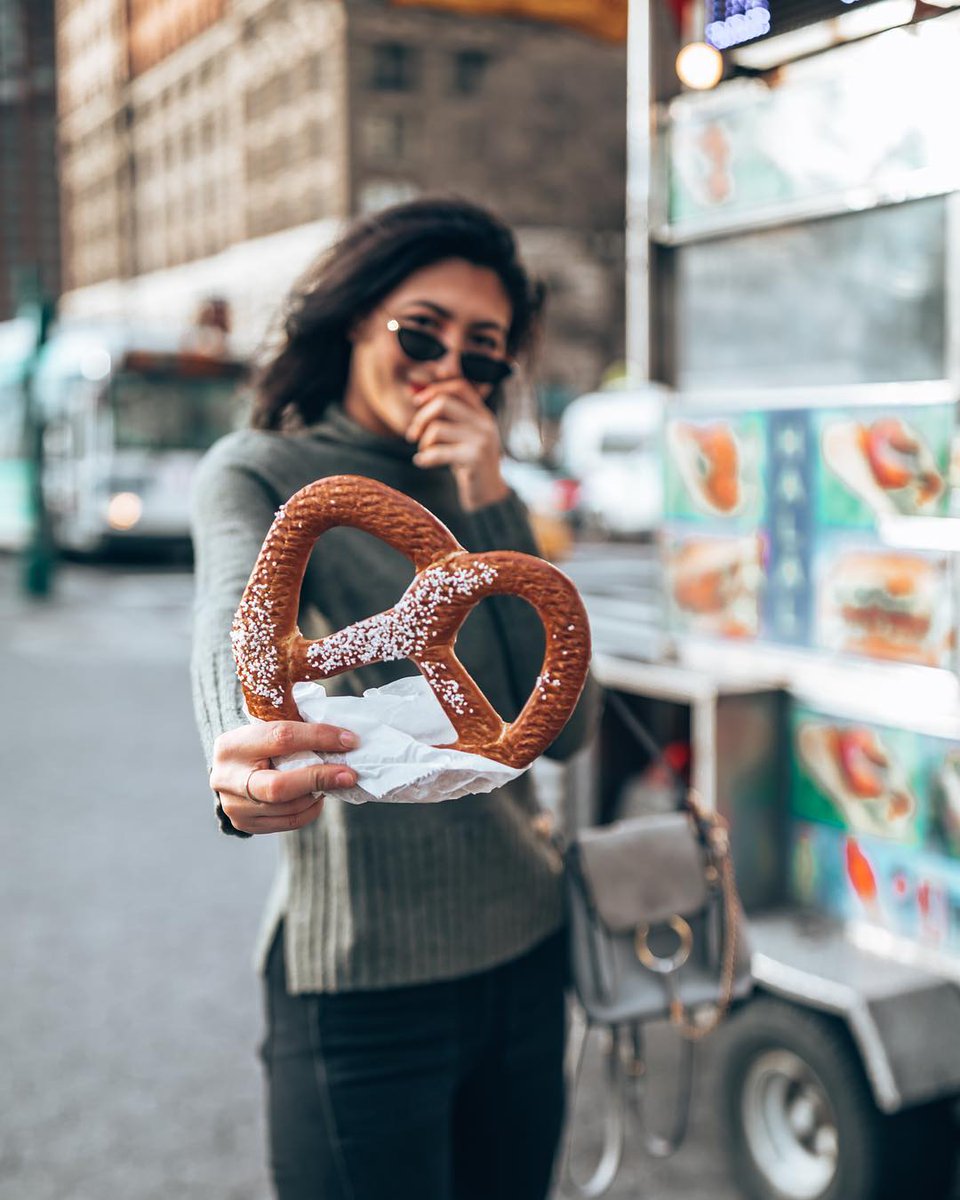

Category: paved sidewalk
[1, 555, 740, 1200]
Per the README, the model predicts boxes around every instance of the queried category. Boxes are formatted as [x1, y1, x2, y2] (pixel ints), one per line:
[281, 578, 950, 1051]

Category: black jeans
[261, 925, 568, 1200]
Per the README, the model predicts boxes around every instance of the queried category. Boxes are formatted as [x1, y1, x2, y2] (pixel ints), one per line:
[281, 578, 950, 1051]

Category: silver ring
[244, 767, 264, 805]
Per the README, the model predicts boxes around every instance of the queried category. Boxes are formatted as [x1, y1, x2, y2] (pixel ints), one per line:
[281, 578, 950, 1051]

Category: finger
[247, 788, 329, 819]
[225, 787, 322, 826]
[413, 443, 473, 469]
[243, 796, 326, 836]
[209, 754, 270, 799]
[238, 762, 358, 806]
[417, 418, 479, 452]
[413, 377, 485, 411]
[406, 394, 481, 444]
[217, 720, 360, 761]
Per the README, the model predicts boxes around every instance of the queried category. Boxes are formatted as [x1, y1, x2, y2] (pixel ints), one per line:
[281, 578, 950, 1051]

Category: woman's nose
[433, 340, 464, 380]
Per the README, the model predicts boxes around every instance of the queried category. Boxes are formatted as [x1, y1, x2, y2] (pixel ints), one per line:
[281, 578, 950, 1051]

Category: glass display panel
[675, 197, 947, 391]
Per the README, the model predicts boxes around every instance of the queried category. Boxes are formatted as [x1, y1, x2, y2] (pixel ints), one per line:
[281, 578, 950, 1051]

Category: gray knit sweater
[190, 405, 597, 994]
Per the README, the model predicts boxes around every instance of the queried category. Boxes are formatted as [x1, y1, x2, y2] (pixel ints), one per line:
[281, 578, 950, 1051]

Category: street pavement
[0, 550, 739, 1200]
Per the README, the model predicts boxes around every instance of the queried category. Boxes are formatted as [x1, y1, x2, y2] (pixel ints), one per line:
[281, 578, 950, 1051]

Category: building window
[359, 179, 419, 215]
[460, 122, 487, 160]
[306, 52, 324, 90]
[452, 49, 489, 96]
[360, 113, 413, 166]
[307, 120, 325, 160]
[369, 43, 418, 92]
[245, 85, 264, 122]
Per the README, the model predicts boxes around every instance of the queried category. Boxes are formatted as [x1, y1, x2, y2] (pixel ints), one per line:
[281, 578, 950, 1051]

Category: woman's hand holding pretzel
[406, 379, 509, 512]
[209, 721, 360, 836]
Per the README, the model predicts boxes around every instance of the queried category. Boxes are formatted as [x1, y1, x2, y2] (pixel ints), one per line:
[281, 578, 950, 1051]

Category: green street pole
[17, 271, 56, 598]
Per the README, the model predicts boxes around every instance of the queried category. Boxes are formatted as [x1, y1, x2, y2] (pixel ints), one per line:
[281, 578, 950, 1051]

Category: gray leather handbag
[563, 696, 752, 1197]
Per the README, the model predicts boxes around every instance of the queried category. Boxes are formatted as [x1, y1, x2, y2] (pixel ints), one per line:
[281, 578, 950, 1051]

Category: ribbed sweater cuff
[215, 797, 253, 838]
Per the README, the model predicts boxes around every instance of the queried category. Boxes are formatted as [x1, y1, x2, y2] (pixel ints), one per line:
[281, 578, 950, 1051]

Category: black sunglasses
[387, 319, 514, 388]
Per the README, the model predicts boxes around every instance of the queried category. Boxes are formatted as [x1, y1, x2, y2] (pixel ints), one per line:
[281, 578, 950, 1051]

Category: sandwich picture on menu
[667, 534, 763, 638]
[818, 550, 950, 667]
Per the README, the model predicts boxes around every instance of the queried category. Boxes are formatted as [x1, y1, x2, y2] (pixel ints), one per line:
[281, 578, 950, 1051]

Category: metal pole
[16, 270, 56, 598]
[625, 0, 652, 384]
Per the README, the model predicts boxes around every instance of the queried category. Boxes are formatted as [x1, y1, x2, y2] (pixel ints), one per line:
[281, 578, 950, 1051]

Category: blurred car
[501, 456, 580, 561]
[558, 389, 664, 539]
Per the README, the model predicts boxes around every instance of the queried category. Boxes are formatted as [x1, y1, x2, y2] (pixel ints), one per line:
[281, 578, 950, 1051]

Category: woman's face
[343, 257, 513, 439]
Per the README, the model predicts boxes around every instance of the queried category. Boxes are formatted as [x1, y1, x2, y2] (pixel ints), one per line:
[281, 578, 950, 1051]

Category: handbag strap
[602, 692, 743, 1041]
[563, 1019, 697, 1197]
[670, 829, 741, 1040]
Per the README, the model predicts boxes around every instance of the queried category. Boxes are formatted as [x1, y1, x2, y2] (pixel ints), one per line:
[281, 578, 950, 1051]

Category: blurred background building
[53, 0, 628, 409]
[0, 0, 60, 319]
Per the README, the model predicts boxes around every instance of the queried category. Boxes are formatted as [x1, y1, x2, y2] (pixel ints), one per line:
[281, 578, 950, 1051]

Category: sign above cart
[707, 0, 916, 50]
[705, 0, 771, 49]
[659, 14, 960, 241]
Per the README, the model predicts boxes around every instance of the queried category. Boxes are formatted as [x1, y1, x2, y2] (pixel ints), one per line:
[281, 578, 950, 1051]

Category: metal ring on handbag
[634, 916, 693, 974]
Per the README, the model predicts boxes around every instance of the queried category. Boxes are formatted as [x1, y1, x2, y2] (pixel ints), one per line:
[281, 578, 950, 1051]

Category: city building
[55, 0, 627, 405]
[0, 0, 60, 319]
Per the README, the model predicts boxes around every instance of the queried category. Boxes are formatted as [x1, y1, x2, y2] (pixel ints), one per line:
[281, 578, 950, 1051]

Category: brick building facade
[55, 0, 626, 403]
[0, 0, 59, 319]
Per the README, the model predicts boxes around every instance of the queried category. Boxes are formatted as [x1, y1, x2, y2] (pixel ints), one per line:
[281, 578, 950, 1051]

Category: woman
[192, 197, 596, 1200]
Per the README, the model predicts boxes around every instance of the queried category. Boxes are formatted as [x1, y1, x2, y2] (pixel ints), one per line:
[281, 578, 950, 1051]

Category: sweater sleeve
[190, 439, 280, 770]
[466, 490, 600, 763]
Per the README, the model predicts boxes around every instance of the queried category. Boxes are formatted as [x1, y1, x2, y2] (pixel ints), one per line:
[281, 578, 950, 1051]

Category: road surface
[1, 549, 738, 1200]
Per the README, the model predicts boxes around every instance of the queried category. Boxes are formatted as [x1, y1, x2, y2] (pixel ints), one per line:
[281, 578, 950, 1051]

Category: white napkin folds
[249, 675, 525, 804]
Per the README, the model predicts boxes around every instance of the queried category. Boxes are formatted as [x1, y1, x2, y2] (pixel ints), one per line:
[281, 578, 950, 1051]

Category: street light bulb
[107, 492, 142, 531]
[676, 41, 724, 90]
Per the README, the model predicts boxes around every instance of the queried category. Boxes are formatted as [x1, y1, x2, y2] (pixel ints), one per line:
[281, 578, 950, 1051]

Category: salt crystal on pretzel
[231, 474, 591, 769]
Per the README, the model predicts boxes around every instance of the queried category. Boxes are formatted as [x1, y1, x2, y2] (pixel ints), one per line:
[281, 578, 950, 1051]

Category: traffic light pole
[17, 273, 56, 598]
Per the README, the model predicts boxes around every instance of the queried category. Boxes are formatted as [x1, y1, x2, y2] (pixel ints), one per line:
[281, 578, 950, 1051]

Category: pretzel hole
[458, 595, 545, 723]
[307, 527, 415, 623]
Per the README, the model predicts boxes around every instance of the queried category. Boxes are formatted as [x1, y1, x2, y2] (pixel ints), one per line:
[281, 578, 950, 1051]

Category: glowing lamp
[107, 492, 143, 531]
[676, 41, 724, 90]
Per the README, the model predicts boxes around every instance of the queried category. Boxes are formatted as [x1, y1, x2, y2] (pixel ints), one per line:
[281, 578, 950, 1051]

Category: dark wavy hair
[250, 197, 545, 431]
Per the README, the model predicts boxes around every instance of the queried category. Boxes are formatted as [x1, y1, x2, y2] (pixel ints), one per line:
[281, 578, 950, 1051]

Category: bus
[0, 320, 246, 556]
[0, 317, 40, 550]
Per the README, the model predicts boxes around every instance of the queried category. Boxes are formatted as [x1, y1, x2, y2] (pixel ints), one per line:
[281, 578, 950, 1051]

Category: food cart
[589, 13, 960, 1198]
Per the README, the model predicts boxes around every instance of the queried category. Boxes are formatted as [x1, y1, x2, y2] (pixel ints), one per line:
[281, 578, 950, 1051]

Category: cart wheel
[717, 998, 957, 1200]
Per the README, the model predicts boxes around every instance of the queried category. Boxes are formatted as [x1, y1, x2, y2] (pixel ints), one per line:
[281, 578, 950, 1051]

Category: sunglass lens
[461, 353, 514, 387]
[396, 327, 445, 362]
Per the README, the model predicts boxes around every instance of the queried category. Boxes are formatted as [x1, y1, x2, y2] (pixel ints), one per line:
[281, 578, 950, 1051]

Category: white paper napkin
[248, 675, 525, 804]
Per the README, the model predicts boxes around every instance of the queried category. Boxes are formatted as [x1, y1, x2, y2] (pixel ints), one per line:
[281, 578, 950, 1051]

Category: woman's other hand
[406, 378, 509, 512]
[210, 721, 360, 835]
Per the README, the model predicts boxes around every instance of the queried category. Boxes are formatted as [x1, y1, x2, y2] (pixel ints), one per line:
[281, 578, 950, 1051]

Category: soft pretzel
[231, 474, 591, 769]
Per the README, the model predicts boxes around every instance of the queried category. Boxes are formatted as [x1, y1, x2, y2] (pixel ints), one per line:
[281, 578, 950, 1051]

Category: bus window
[0, 320, 34, 549]
[109, 371, 244, 451]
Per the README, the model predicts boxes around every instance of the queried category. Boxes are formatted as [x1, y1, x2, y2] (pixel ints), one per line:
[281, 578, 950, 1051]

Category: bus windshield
[110, 370, 243, 451]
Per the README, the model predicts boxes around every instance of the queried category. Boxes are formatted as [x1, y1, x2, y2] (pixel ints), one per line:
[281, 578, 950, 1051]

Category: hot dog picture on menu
[230, 475, 591, 770]
[821, 416, 945, 517]
[666, 417, 763, 520]
[795, 722, 917, 840]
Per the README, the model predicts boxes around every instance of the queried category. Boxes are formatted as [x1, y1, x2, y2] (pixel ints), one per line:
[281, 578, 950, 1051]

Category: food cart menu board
[790, 703, 960, 955]
[663, 403, 954, 668]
